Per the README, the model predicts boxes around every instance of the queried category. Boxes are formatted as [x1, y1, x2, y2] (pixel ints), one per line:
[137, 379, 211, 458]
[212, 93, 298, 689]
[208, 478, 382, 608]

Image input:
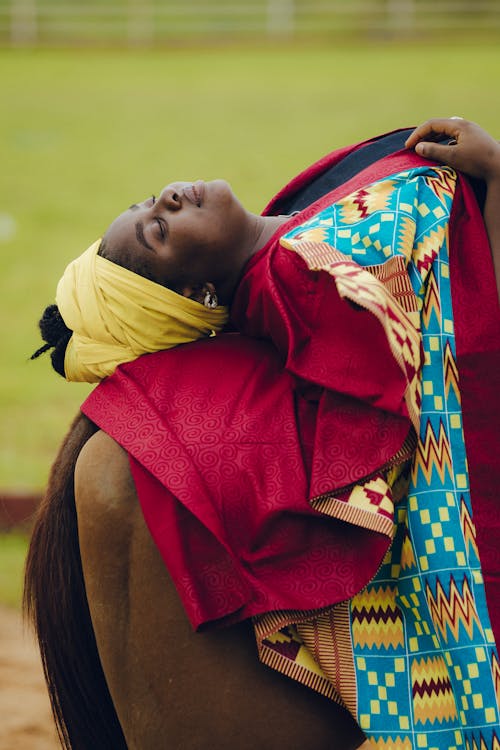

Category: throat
[254, 214, 292, 253]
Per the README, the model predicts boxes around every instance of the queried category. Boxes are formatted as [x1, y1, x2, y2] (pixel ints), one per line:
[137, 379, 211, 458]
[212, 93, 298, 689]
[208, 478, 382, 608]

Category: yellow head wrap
[55, 240, 229, 383]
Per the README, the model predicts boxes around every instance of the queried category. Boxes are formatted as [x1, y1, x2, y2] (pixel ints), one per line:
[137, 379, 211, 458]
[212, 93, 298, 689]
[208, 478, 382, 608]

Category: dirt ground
[0, 605, 59, 750]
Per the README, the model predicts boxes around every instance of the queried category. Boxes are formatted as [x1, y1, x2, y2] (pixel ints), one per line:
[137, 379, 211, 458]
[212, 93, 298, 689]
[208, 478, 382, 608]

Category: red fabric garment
[82, 131, 500, 638]
[231, 142, 500, 642]
[82, 335, 393, 629]
[447, 178, 500, 644]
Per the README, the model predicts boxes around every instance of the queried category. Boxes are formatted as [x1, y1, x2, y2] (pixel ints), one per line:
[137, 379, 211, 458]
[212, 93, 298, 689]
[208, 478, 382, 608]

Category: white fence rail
[2, 0, 500, 46]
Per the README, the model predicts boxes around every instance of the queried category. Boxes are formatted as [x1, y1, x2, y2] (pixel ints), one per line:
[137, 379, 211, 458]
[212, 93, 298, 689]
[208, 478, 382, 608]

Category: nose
[158, 184, 185, 211]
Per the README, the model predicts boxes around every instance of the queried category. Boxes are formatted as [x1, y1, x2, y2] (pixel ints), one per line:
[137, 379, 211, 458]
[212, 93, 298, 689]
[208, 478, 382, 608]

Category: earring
[203, 289, 218, 309]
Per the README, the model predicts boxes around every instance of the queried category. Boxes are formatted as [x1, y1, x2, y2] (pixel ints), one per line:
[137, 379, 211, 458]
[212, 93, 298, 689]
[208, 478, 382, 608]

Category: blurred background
[0, 4, 499, 744]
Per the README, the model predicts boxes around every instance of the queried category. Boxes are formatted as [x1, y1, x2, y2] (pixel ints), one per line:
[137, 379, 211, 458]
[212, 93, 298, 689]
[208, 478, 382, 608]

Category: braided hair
[30, 304, 72, 378]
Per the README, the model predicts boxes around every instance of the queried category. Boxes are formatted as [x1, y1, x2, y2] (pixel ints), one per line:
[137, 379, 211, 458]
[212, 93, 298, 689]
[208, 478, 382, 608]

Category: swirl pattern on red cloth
[83, 334, 401, 628]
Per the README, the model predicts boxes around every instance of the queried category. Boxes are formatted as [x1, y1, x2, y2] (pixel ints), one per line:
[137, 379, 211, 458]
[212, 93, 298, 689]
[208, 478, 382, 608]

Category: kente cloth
[231, 164, 500, 749]
[82, 133, 500, 749]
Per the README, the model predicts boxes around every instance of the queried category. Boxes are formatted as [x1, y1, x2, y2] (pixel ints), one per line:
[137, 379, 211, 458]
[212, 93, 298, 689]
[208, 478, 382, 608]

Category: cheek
[184, 219, 226, 255]
[208, 211, 240, 246]
[171, 210, 237, 278]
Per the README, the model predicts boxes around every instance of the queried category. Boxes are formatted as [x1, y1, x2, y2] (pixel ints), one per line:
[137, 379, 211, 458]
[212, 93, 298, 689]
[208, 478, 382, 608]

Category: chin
[210, 179, 242, 208]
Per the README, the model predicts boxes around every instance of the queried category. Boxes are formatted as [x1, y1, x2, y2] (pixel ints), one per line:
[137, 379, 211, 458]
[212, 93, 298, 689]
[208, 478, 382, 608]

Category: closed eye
[156, 217, 167, 240]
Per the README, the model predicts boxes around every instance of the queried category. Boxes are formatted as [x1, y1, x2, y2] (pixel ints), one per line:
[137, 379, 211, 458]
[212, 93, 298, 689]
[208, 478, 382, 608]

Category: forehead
[104, 207, 142, 250]
[100, 207, 152, 272]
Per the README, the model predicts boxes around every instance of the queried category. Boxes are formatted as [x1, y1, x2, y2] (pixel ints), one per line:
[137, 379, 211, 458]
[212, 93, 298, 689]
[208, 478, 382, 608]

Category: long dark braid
[31, 304, 72, 378]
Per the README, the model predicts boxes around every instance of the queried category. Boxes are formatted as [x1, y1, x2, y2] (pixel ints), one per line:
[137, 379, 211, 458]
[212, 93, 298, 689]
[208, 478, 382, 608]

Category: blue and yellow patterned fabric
[254, 167, 500, 750]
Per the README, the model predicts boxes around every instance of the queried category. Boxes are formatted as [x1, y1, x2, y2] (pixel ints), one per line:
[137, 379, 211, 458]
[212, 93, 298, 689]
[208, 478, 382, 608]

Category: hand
[405, 117, 500, 183]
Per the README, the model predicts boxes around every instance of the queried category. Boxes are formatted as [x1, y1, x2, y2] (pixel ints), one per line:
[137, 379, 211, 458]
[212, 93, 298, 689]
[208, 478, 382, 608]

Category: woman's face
[102, 180, 256, 301]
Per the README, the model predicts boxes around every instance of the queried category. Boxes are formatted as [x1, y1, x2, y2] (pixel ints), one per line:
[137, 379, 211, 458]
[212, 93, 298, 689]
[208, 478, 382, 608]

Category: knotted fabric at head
[56, 239, 229, 383]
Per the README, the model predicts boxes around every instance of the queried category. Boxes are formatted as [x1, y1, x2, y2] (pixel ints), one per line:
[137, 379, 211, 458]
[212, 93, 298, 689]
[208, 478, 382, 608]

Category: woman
[33, 119, 500, 384]
[29, 118, 500, 749]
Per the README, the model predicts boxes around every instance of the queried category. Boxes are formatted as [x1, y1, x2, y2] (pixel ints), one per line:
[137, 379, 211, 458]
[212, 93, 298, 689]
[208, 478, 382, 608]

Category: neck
[251, 214, 291, 254]
[217, 213, 291, 306]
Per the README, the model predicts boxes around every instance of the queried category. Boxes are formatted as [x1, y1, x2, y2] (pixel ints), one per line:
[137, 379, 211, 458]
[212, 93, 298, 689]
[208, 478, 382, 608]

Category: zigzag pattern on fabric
[254, 166, 500, 749]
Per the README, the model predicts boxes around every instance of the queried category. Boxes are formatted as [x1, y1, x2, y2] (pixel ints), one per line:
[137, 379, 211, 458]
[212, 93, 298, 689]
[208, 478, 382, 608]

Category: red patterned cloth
[447, 177, 500, 645]
[231, 140, 500, 642]
[81, 132, 500, 637]
[83, 334, 407, 628]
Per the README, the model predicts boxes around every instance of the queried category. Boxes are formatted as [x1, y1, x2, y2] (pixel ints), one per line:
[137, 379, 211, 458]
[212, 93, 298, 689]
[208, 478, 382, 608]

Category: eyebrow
[135, 220, 154, 252]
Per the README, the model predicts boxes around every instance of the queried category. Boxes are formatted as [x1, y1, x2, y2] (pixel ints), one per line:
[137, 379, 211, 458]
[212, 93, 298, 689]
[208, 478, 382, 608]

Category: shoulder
[75, 430, 136, 514]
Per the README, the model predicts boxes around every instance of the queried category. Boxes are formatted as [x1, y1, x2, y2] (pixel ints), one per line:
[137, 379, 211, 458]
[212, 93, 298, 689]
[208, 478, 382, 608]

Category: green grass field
[1, 38, 500, 491]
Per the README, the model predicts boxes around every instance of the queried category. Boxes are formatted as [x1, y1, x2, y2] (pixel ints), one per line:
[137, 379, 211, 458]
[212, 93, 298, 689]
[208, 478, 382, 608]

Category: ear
[180, 282, 216, 305]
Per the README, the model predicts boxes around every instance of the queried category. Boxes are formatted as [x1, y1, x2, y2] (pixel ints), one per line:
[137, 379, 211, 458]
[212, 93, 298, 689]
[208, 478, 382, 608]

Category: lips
[183, 181, 204, 207]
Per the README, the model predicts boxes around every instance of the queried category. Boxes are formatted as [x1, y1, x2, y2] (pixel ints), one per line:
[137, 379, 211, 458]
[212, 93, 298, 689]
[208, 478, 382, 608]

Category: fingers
[405, 118, 464, 149]
[413, 140, 456, 165]
[405, 117, 500, 181]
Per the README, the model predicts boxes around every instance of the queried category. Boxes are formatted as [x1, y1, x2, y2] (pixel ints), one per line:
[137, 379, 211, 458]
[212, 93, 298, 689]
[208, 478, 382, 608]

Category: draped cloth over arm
[232, 161, 500, 748]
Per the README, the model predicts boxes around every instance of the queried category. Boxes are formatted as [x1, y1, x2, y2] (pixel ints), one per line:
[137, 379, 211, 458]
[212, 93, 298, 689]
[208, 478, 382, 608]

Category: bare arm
[405, 118, 500, 303]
